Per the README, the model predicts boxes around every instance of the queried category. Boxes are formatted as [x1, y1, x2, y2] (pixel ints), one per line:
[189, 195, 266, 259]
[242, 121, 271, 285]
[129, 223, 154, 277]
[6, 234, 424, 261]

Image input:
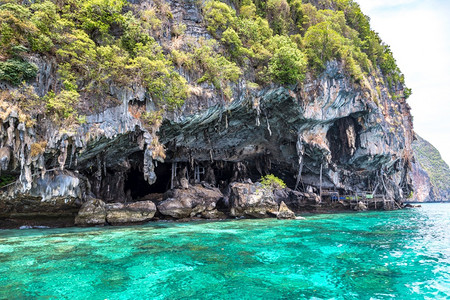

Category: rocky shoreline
[0, 180, 395, 229]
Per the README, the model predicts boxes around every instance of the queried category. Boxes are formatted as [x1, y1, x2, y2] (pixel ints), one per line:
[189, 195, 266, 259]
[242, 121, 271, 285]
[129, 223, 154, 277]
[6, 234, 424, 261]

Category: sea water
[0, 203, 449, 299]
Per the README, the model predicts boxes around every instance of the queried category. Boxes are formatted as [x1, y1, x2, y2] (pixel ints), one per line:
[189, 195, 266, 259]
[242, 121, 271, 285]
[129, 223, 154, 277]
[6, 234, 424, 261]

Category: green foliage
[0, 174, 16, 188]
[304, 22, 344, 71]
[78, 0, 126, 40]
[204, 0, 237, 37]
[119, 12, 152, 55]
[260, 174, 287, 189]
[221, 28, 244, 60]
[0, 0, 411, 124]
[266, 0, 291, 35]
[0, 58, 38, 85]
[403, 87, 412, 99]
[141, 110, 163, 127]
[130, 42, 188, 110]
[269, 45, 306, 84]
[45, 90, 79, 119]
[173, 39, 241, 98]
[303, 20, 370, 81]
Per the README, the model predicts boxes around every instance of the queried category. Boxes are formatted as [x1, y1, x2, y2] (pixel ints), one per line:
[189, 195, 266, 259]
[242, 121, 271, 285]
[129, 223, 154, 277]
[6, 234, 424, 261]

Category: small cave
[123, 163, 172, 200]
[327, 116, 362, 164]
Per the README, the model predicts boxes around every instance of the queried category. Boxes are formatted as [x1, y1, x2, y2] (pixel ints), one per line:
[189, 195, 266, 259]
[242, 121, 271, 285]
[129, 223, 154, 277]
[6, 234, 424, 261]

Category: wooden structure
[320, 189, 398, 210]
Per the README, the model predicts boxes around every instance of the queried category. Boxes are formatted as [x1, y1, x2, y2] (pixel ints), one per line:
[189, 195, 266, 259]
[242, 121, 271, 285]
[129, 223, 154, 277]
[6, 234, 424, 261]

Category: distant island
[411, 134, 450, 202]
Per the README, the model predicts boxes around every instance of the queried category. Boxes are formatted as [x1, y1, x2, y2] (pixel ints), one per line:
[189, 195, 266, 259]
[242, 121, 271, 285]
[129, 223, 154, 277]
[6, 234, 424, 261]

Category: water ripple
[0, 203, 449, 299]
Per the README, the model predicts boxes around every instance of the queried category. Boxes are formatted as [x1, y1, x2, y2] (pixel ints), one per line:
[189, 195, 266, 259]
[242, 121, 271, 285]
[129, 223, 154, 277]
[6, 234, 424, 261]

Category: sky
[356, 0, 450, 165]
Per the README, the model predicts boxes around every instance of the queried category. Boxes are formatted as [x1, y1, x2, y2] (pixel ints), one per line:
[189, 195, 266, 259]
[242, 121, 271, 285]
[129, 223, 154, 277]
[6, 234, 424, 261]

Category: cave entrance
[327, 116, 361, 164]
[124, 163, 172, 200]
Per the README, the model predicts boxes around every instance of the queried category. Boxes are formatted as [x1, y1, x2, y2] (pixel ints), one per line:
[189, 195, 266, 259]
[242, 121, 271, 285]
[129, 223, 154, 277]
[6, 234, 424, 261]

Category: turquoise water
[0, 204, 449, 299]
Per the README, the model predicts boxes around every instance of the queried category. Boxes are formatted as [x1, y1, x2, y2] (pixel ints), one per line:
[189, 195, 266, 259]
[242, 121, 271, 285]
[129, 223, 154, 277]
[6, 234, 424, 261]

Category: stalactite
[58, 140, 68, 170]
[319, 163, 323, 199]
[266, 116, 272, 136]
[294, 133, 305, 191]
[143, 147, 157, 185]
[253, 97, 260, 126]
[7, 119, 14, 147]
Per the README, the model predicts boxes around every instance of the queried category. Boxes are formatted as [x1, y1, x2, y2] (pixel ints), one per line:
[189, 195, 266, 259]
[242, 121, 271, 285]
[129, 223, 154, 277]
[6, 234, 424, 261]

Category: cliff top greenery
[0, 0, 410, 123]
[412, 134, 450, 192]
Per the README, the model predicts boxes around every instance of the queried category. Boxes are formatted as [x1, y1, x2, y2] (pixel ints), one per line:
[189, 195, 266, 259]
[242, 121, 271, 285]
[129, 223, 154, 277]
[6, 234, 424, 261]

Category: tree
[269, 45, 307, 84]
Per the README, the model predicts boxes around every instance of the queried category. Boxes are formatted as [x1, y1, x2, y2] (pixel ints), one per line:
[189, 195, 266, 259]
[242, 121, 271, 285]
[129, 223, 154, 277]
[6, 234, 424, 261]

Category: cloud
[357, 0, 450, 165]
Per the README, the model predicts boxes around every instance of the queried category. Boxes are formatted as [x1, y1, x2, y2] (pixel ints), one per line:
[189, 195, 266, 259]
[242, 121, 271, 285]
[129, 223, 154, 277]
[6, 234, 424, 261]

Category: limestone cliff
[0, 0, 415, 226]
[411, 134, 450, 202]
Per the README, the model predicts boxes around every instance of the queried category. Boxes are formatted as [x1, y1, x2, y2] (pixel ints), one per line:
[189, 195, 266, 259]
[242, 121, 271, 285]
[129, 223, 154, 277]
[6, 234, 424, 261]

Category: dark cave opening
[124, 163, 172, 199]
[327, 116, 361, 164]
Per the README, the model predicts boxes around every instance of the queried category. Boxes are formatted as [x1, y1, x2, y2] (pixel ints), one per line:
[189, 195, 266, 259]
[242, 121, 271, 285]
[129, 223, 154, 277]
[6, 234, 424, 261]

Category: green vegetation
[0, 0, 410, 124]
[0, 0, 189, 122]
[412, 134, 450, 193]
[0, 174, 16, 188]
[172, 38, 241, 100]
[260, 174, 287, 189]
[0, 58, 37, 85]
[202, 0, 410, 92]
[269, 45, 307, 84]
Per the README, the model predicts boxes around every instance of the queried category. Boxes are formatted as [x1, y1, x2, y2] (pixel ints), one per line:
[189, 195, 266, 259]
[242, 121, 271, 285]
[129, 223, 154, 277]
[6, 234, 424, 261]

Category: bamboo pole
[319, 163, 323, 201]
[171, 162, 177, 189]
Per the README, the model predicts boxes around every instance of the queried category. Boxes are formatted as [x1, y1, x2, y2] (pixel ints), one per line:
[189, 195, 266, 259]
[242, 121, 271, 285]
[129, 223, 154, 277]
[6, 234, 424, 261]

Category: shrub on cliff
[260, 174, 286, 190]
[0, 58, 37, 85]
[204, 0, 237, 37]
[0, 0, 411, 123]
[269, 45, 306, 84]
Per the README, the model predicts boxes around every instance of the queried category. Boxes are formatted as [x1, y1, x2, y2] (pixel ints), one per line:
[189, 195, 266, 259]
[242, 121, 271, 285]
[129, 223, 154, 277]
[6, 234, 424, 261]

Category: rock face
[0, 0, 416, 227]
[273, 188, 321, 212]
[411, 134, 450, 202]
[229, 183, 278, 218]
[0, 171, 85, 227]
[157, 184, 223, 219]
[277, 201, 296, 220]
[160, 62, 414, 205]
[75, 199, 157, 225]
[75, 198, 107, 226]
[105, 201, 157, 225]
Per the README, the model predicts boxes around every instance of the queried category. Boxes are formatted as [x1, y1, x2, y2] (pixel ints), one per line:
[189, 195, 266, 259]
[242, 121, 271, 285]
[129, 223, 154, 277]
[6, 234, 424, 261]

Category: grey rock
[277, 201, 296, 219]
[105, 201, 156, 224]
[75, 198, 106, 226]
[229, 182, 278, 218]
[157, 184, 223, 219]
[0, 147, 10, 171]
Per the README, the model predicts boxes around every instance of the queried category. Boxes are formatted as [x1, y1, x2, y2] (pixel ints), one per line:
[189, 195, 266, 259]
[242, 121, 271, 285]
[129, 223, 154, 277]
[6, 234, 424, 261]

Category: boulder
[105, 201, 156, 224]
[157, 184, 223, 219]
[273, 188, 320, 212]
[277, 201, 296, 219]
[355, 201, 368, 211]
[201, 209, 227, 219]
[229, 182, 278, 218]
[75, 198, 107, 226]
[180, 178, 189, 189]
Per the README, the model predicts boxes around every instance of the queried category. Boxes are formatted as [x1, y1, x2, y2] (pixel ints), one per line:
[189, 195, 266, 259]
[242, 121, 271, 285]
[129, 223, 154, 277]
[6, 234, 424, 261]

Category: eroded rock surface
[75, 198, 106, 226]
[157, 184, 223, 219]
[277, 201, 296, 220]
[273, 188, 321, 212]
[229, 183, 278, 218]
[0, 0, 416, 227]
[105, 201, 157, 225]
